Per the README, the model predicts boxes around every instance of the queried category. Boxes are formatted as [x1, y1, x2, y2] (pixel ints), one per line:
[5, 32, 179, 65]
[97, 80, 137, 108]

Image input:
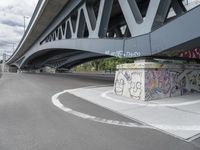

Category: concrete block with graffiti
[114, 62, 200, 101]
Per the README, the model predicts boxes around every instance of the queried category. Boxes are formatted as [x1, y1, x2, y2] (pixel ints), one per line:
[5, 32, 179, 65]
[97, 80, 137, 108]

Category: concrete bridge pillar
[114, 59, 200, 101]
[8, 66, 18, 73]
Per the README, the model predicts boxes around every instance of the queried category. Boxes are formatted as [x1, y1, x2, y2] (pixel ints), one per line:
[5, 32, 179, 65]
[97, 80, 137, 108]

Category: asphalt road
[0, 72, 199, 150]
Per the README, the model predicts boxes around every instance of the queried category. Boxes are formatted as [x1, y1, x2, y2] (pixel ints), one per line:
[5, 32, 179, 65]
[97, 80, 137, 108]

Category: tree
[73, 57, 135, 72]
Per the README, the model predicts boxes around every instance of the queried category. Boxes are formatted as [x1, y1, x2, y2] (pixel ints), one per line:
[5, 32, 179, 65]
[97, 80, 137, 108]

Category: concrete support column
[114, 60, 200, 101]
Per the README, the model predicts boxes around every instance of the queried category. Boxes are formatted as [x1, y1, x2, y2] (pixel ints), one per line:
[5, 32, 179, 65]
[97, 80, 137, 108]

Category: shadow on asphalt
[24, 72, 115, 84]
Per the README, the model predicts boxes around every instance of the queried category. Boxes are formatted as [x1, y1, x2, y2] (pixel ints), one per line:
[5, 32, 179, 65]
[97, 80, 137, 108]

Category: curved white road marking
[101, 90, 200, 107]
[52, 90, 150, 128]
[52, 89, 200, 133]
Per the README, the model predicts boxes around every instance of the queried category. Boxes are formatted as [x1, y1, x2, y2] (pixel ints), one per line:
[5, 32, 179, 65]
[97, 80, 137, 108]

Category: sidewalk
[67, 86, 200, 141]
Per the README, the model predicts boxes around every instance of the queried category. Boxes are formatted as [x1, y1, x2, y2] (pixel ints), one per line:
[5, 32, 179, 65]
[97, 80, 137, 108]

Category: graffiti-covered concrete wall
[179, 48, 200, 59]
[114, 62, 200, 101]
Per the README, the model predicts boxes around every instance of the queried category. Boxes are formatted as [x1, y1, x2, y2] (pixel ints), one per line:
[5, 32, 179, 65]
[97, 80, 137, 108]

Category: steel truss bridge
[6, 0, 200, 70]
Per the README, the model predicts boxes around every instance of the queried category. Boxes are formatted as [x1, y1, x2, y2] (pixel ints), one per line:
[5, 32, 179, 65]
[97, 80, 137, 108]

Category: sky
[0, 0, 38, 60]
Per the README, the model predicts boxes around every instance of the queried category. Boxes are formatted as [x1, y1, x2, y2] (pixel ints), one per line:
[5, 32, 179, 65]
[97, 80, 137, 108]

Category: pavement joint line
[52, 89, 151, 129]
[102, 90, 200, 107]
[166, 106, 200, 116]
[187, 133, 200, 142]
[70, 85, 111, 90]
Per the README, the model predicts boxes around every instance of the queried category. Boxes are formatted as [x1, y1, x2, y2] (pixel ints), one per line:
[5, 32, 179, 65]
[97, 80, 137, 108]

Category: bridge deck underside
[29, 4, 200, 69]
[7, 0, 200, 69]
[22, 49, 108, 69]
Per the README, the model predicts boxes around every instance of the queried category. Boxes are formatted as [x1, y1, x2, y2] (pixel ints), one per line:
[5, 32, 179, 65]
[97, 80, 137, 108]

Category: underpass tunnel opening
[22, 46, 200, 72]
[67, 56, 136, 73]
[56, 55, 112, 72]
[21, 49, 83, 69]
[20, 48, 116, 71]
[19, 47, 139, 73]
[7, 65, 18, 73]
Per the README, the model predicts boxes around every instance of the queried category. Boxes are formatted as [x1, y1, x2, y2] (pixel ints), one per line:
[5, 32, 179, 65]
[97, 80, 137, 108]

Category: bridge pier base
[5, 65, 18, 73]
[114, 59, 200, 101]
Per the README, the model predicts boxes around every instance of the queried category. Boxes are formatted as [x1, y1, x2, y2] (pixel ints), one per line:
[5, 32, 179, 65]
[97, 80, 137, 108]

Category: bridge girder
[6, 0, 200, 69]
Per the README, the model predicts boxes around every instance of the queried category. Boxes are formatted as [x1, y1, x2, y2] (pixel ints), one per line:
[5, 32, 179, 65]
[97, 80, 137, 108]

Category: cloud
[1, 20, 24, 27]
[0, 0, 38, 60]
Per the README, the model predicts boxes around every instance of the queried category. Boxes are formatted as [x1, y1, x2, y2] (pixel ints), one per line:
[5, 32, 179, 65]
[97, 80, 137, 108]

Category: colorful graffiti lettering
[114, 65, 200, 101]
[145, 70, 172, 99]
[179, 48, 200, 59]
[145, 70, 200, 100]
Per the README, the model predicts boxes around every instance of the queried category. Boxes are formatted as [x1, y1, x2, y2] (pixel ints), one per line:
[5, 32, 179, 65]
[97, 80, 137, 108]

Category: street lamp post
[24, 16, 29, 34]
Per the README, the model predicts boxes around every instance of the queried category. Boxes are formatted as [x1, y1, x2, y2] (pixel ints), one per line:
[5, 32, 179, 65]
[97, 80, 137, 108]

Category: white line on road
[52, 88, 200, 142]
[52, 89, 150, 128]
